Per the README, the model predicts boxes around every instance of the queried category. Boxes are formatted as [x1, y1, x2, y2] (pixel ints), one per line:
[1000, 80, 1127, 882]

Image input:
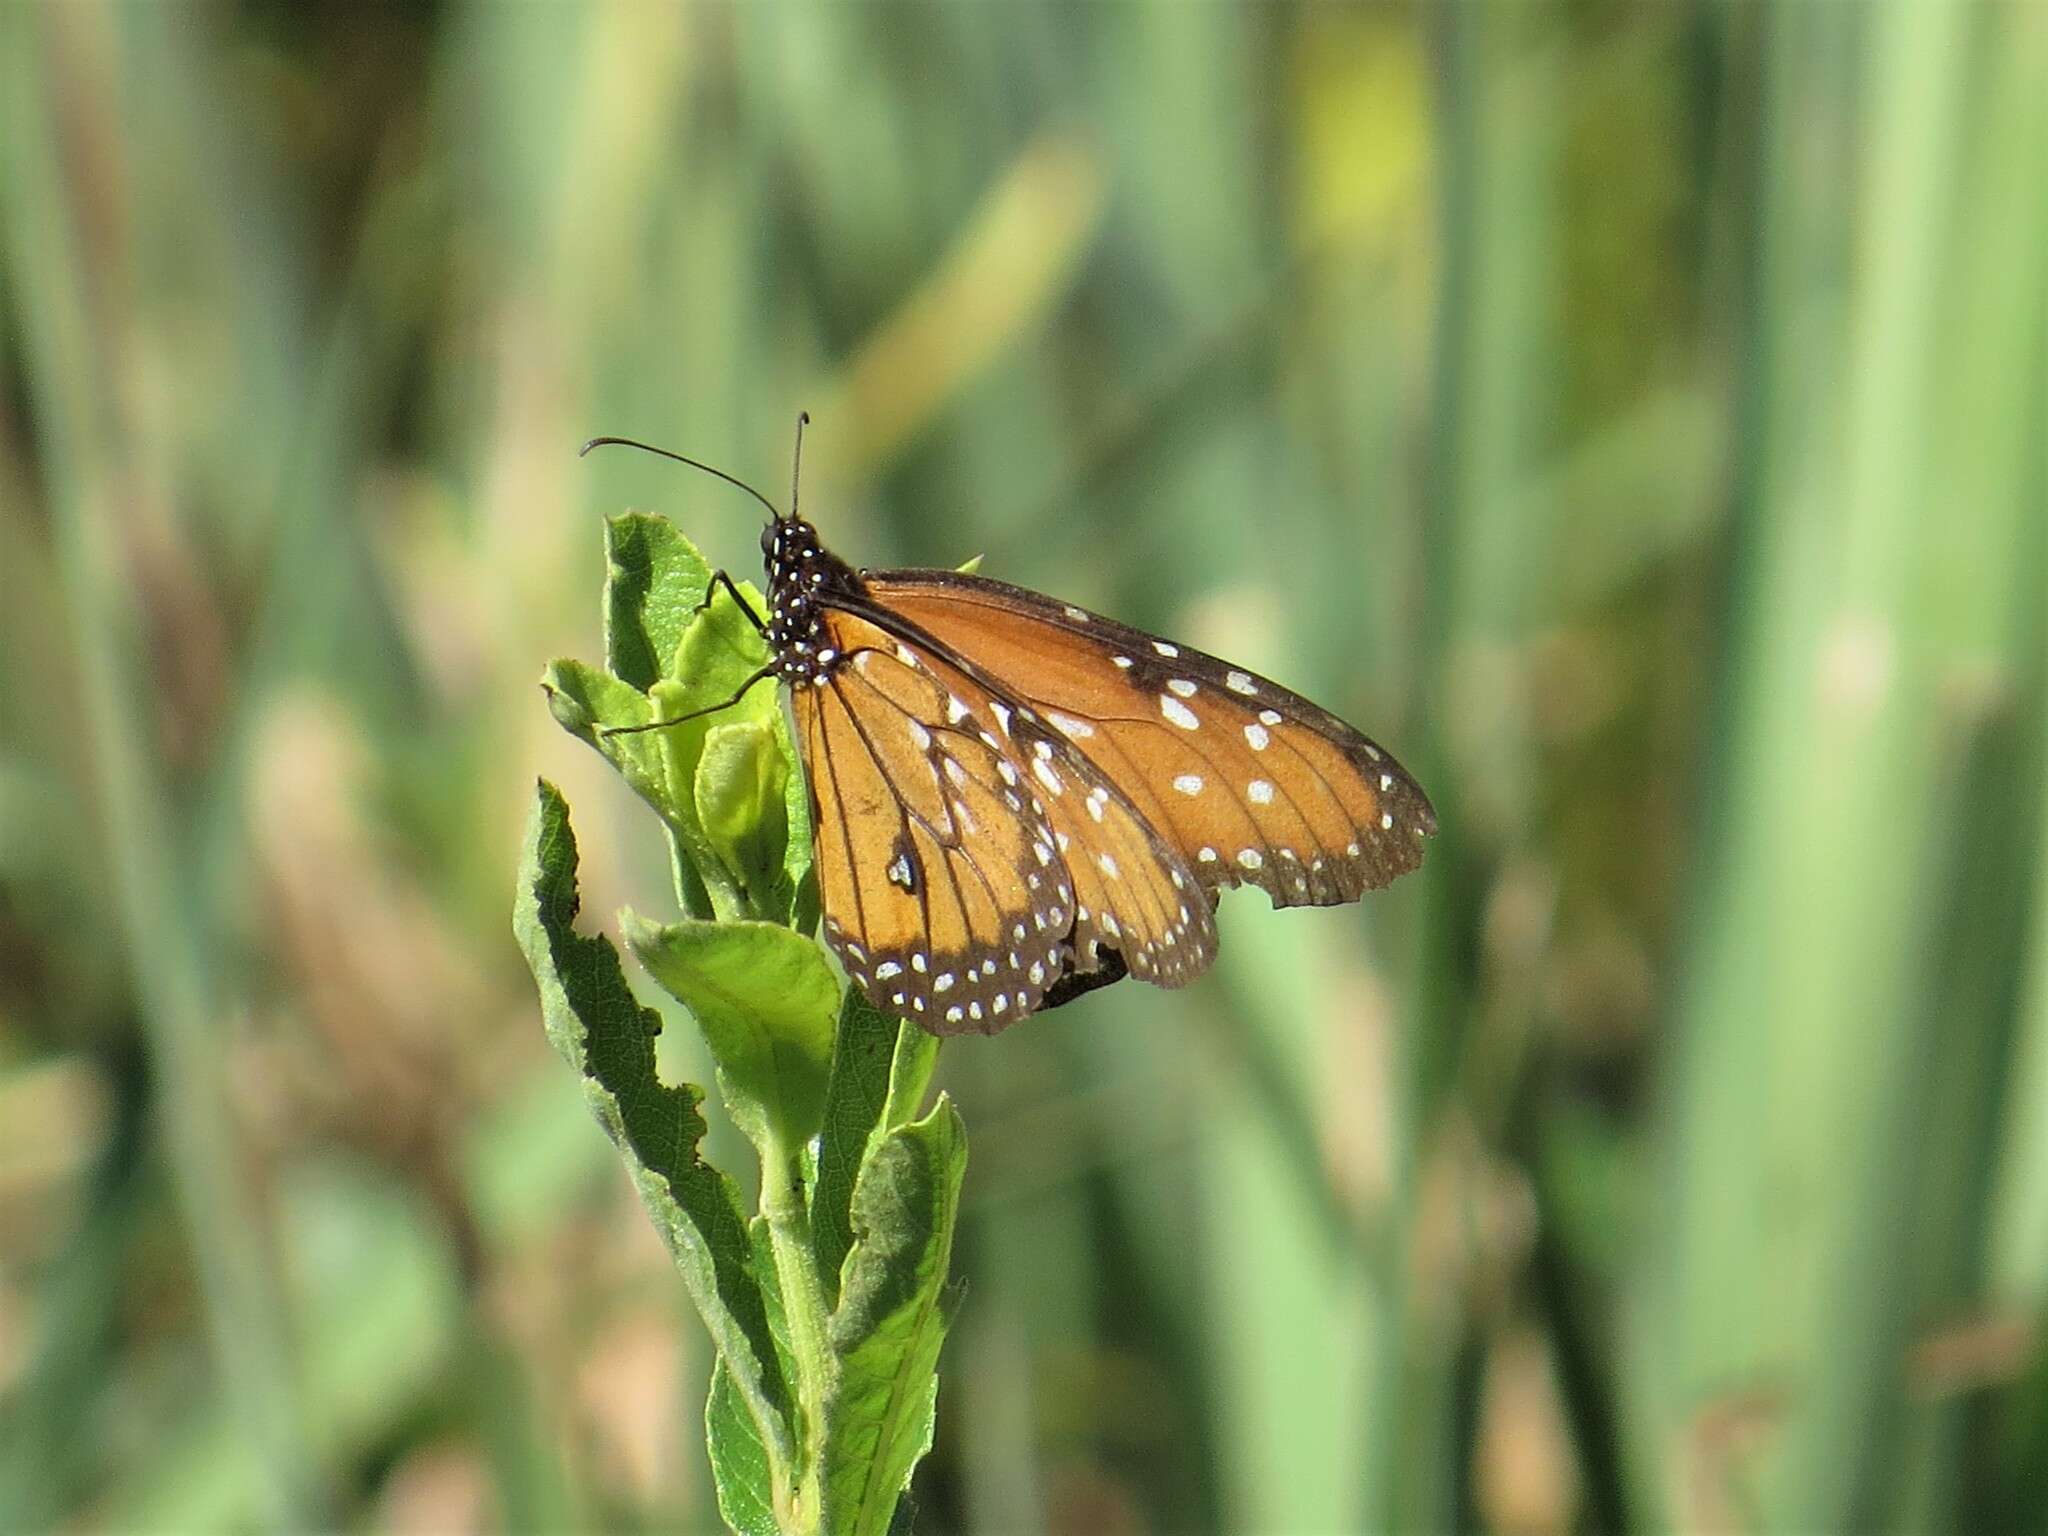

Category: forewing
[863, 571, 1435, 909]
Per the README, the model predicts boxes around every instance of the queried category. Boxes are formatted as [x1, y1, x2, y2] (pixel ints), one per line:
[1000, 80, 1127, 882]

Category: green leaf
[670, 576, 774, 719]
[556, 511, 819, 928]
[541, 660, 716, 920]
[541, 658, 661, 793]
[674, 583, 818, 927]
[639, 578, 782, 920]
[822, 1099, 967, 1536]
[707, 1362, 781, 1536]
[696, 719, 794, 923]
[621, 912, 840, 1156]
[780, 733, 821, 938]
[604, 511, 711, 690]
[813, 991, 941, 1308]
[513, 782, 794, 1478]
[880, 1028, 941, 1142]
[812, 990, 900, 1306]
[540, 654, 649, 739]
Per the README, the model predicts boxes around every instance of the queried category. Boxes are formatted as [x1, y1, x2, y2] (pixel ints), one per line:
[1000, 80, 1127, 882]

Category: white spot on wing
[1046, 709, 1095, 740]
[1248, 779, 1274, 804]
[1238, 848, 1264, 871]
[1160, 696, 1200, 730]
[1166, 678, 1197, 698]
[1173, 773, 1204, 796]
[1153, 641, 1179, 657]
[1226, 671, 1257, 696]
[1244, 723, 1270, 750]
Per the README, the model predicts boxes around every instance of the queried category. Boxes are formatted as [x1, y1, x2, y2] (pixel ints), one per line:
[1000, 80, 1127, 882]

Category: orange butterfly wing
[860, 572, 1436, 909]
[792, 609, 1213, 1035]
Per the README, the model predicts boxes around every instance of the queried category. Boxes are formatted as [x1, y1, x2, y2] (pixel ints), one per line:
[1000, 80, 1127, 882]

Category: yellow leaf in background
[1291, 15, 1428, 256]
[818, 133, 1107, 475]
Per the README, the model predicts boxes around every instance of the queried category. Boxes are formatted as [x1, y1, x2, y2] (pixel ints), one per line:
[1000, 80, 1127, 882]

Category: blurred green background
[3, 2, 2045, 1532]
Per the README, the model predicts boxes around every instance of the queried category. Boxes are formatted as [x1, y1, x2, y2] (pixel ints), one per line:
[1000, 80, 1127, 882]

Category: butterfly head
[578, 421, 866, 688]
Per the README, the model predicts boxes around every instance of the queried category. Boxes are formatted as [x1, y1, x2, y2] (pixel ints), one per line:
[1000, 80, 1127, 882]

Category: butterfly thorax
[762, 515, 865, 687]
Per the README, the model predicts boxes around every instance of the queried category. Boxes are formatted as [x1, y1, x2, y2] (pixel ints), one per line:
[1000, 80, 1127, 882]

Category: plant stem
[762, 1133, 833, 1535]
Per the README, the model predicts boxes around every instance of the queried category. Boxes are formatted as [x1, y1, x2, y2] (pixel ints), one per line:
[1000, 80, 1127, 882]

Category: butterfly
[587, 417, 1435, 1035]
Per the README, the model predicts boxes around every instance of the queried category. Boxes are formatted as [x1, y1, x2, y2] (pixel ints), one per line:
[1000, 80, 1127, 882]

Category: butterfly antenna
[579, 435, 784, 523]
[789, 410, 811, 523]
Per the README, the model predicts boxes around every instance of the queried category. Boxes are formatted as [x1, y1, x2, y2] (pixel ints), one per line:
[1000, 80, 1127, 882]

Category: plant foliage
[515, 517, 963, 1534]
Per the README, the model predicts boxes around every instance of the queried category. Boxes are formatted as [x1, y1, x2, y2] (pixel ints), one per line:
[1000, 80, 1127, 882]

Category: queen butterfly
[587, 417, 1434, 1036]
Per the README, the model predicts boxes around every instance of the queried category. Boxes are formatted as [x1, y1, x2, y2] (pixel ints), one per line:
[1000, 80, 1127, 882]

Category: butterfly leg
[600, 661, 777, 737]
[697, 569, 767, 634]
